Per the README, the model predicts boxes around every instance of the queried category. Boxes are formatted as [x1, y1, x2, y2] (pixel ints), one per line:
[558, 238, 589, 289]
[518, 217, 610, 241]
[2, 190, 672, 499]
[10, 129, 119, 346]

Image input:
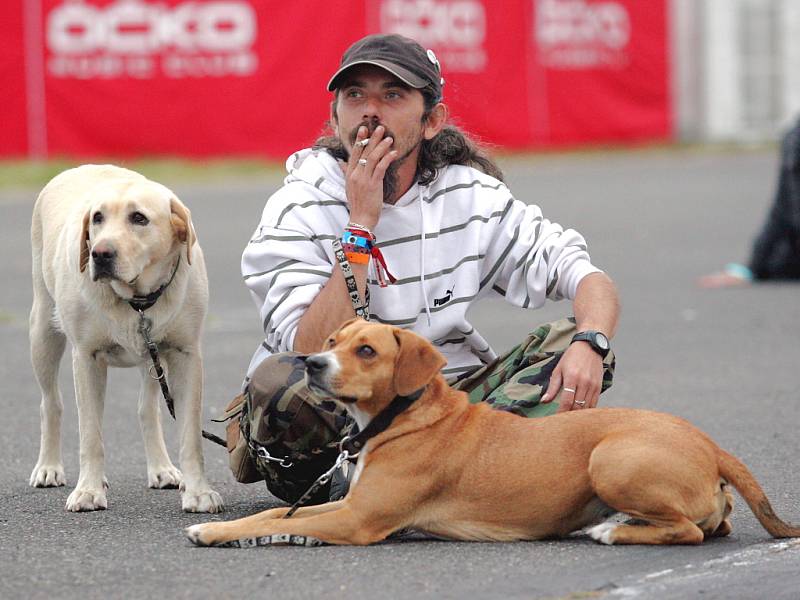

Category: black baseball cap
[327, 34, 444, 100]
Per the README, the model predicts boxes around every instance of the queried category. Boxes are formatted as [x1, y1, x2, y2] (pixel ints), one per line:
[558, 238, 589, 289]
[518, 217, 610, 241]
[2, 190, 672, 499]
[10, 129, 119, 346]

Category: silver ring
[563, 387, 576, 394]
[358, 158, 367, 166]
[574, 399, 586, 406]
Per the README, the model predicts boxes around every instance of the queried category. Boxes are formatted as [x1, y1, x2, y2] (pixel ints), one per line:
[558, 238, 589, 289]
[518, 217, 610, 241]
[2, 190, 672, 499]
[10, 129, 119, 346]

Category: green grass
[0, 157, 284, 190]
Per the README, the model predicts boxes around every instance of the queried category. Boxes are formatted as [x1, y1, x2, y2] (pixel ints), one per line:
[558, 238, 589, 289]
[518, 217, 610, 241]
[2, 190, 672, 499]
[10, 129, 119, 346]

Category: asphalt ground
[1, 148, 799, 599]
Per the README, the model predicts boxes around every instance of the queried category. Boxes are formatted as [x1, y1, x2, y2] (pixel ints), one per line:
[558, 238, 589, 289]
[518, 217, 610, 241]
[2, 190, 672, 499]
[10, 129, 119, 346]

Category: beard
[347, 119, 422, 202]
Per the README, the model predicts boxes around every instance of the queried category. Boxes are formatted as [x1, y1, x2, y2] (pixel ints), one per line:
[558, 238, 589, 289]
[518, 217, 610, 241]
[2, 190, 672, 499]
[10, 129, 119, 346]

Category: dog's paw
[148, 465, 183, 489]
[65, 487, 108, 512]
[182, 489, 224, 513]
[30, 463, 66, 487]
[185, 524, 213, 546]
[586, 522, 617, 545]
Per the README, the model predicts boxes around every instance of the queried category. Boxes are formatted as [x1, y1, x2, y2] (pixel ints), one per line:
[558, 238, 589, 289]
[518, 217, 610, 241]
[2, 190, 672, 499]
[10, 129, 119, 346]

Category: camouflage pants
[237, 317, 615, 503]
[452, 317, 615, 415]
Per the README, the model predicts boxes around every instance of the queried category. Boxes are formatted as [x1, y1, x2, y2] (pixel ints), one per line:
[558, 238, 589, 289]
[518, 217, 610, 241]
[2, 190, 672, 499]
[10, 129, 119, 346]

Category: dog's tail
[718, 449, 800, 538]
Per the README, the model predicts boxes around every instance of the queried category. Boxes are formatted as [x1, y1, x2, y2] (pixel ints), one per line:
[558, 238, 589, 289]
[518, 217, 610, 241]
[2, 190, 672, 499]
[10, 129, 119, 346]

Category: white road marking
[608, 540, 800, 597]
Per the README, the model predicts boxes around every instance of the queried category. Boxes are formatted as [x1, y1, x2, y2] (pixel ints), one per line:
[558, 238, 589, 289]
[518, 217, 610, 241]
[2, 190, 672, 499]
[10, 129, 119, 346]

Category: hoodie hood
[285, 149, 347, 202]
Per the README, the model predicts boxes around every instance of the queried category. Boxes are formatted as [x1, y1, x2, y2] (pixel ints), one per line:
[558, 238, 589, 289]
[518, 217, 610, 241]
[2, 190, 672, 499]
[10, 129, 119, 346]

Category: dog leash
[282, 447, 357, 518]
[135, 311, 225, 446]
[210, 533, 326, 548]
[130, 260, 226, 447]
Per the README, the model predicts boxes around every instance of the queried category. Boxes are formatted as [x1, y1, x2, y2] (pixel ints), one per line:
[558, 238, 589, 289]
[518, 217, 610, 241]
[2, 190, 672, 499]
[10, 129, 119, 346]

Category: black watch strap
[571, 330, 610, 358]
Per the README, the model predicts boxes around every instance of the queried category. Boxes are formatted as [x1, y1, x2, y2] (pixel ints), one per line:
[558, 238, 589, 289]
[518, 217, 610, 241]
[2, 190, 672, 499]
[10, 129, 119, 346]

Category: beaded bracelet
[346, 222, 375, 238]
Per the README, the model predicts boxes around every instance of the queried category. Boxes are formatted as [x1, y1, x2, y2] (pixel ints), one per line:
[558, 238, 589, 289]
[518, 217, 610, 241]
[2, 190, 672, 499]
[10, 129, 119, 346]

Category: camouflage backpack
[222, 353, 353, 504]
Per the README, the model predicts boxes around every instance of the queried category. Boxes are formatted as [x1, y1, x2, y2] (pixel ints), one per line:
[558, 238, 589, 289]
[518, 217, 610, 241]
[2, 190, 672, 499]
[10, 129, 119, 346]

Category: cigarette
[356, 139, 369, 148]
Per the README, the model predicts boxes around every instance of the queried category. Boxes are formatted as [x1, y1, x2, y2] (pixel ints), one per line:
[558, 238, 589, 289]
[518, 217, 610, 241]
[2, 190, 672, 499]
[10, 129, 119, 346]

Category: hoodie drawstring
[418, 187, 432, 326]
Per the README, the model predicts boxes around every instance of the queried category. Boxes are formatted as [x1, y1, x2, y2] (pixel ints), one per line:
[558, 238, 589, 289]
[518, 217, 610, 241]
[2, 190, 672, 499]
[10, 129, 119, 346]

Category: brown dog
[187, 319, 799, 546]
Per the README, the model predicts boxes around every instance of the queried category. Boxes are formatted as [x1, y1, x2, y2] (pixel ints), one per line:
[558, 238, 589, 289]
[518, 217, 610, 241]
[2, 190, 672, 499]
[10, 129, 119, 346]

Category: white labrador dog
[29, 164, 222, 513]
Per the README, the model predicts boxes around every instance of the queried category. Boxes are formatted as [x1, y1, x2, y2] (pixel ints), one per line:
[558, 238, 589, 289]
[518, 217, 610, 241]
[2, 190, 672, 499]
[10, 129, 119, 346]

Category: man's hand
[344, 125, 398, 229]
[542, 272, 618, 412]
[540, 342, 604, 412]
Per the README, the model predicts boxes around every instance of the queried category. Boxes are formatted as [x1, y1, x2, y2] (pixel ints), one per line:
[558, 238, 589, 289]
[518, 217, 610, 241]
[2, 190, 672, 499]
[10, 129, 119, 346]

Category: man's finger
[363, 125, 385, 158]
[556, 383, 577, 412]
[373, 149, 398, 181]
[348, 127, 369, 170]
[367, 136, 393, 167]
[354, 126, 386, 174]
[587, 386, 601, 409]
[541, 371, 562, 403]
[570, 389, 589, 411]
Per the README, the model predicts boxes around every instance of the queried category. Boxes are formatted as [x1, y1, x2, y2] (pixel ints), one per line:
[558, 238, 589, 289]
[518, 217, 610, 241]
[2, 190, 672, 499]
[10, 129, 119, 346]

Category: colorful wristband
[342, 232, 372, 249]
[342, 223, 396, 288]
[345, 252, 370, 264]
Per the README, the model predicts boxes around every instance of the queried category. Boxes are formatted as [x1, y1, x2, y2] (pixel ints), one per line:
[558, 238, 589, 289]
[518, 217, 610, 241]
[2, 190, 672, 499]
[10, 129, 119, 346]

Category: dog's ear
[392, 328, 447, 396]
[78, 209, 90, 273]
[170, 196, 196, 265]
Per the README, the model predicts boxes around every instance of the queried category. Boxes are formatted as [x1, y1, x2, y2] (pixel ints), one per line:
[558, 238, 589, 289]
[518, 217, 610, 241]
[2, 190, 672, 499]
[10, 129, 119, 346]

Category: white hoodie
[241, 148, 601, 381]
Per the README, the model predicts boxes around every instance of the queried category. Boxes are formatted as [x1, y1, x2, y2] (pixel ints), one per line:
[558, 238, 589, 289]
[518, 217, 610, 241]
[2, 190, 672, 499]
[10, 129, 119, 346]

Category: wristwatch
[571, 330, 611, 358]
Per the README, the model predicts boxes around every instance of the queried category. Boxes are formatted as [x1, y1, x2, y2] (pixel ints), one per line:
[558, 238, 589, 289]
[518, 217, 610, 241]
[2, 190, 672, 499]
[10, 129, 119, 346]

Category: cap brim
[326, 59, 427, 91]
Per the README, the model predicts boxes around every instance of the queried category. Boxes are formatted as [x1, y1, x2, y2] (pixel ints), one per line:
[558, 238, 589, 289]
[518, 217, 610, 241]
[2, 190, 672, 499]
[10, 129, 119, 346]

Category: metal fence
[673, 0, 800, 142]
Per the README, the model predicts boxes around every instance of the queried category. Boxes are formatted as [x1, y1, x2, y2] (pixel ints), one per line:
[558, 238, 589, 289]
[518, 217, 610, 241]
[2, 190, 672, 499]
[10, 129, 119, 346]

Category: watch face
[595, 332, 610, 350]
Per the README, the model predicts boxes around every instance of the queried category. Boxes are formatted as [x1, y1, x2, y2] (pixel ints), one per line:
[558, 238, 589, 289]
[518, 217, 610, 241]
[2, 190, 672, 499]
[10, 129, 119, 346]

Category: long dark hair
[314, 85, 504, 185]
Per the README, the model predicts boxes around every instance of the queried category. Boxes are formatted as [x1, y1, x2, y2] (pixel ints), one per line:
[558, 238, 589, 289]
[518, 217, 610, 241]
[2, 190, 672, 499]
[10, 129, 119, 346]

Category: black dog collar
[128, 257, 181, 312]
[340, 386, 426, 454]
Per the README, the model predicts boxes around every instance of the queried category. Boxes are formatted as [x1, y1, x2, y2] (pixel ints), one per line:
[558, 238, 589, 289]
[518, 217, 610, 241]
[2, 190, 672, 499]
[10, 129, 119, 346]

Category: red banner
[532, 0, 671, 145]
[2, 0, 669, 159]
[33, 0, 365, 158]
[1, 2, 28, 157]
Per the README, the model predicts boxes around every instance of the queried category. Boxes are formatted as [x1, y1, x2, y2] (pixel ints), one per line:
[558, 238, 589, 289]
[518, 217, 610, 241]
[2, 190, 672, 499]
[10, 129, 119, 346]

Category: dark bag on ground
[223, 353, 353, 504]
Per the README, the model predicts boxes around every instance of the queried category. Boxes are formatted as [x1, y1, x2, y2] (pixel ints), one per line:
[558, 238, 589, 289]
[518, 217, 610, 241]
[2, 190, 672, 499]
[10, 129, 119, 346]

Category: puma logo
[433, 285, 454, 307]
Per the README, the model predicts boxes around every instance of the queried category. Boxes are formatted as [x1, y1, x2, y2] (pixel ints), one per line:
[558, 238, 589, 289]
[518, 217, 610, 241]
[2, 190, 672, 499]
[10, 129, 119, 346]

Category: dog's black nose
[305, 355, 327, 374]
[92, 247, 116, 265]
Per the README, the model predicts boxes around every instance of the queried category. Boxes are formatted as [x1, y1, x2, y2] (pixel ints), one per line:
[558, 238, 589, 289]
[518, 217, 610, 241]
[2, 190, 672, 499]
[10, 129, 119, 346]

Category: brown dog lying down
[188, 319, 799, 546]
